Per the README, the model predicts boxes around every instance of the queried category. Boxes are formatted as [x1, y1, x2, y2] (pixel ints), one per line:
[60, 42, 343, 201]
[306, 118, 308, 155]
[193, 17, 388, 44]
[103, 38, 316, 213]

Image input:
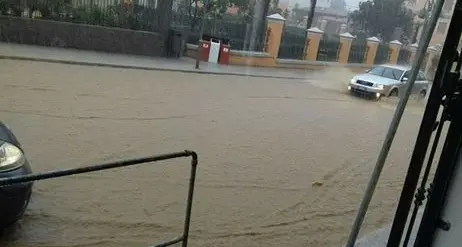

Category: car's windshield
[368, 66, 405, 80]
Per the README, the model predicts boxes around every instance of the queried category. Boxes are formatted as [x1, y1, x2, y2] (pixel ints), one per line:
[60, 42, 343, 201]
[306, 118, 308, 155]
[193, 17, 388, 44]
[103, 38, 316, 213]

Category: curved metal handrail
[0, 150, 199, 247]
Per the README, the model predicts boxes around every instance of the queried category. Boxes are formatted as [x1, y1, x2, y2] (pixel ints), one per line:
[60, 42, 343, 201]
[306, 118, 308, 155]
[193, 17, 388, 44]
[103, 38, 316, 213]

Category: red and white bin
[219, 44, 230, 65]
[200, 40, 211, 62]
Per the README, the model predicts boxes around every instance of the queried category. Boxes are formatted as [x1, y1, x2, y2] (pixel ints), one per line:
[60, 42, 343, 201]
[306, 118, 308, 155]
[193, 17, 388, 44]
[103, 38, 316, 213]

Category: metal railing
[0, 150, 198, 247]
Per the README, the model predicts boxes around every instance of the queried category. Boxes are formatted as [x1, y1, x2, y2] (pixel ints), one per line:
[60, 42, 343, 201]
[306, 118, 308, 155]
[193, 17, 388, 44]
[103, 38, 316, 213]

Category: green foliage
[0, 0, 72, 19]
[174, 0, 252, 31]
[290, 3, 307, 25]
[71, 4, 157, 31]
[0, 0, 22, 16]
[330, 0, 347, 11]
[72, 5, 116, 26]
[349, 0, 414, 42]
[282, 8, 289, 18]
[0, 0, 256, 40]
[28, 0, 72, 19]
[0, 0, 158, 32]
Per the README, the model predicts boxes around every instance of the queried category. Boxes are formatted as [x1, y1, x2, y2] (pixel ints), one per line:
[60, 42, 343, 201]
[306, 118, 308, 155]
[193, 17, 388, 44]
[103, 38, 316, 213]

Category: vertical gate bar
[182, 152, 198, 247]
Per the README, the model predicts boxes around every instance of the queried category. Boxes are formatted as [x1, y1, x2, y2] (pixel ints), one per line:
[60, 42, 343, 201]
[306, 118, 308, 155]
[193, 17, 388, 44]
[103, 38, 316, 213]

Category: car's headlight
[0, 142, 25, 172]
[350, 79, 357, 84]
[375, 84, 384, 89]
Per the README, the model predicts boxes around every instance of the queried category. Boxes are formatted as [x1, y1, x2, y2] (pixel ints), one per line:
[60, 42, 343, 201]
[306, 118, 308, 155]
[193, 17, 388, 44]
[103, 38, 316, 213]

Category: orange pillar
[425, 46, 439, 76]
[365, 36, 380, 65]
[338, 32, 354, 64]
[265, 13, 286, 58]
[304, 27, 324, 61]
[409, 43, 419, 63]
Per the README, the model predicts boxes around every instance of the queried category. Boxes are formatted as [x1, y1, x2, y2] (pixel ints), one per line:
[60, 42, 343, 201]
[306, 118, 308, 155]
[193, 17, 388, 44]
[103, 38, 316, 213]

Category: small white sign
[223, 48, 229, 52]
[204, 44, 209, 48]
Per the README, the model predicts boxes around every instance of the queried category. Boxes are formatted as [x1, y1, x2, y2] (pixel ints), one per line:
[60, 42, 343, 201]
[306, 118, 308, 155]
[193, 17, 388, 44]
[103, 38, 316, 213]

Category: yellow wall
[338, 37, 353, 64]
[388, 45, 401, 64]
[266, 19, 284, 58]
[365, 41, 379, 65]
[305, 32, 323, 61]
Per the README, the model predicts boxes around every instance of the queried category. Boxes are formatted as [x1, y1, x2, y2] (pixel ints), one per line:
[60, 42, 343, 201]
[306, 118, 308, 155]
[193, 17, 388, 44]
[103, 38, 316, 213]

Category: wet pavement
[0, 59, 429, 247]
[0, 42, 313, 80]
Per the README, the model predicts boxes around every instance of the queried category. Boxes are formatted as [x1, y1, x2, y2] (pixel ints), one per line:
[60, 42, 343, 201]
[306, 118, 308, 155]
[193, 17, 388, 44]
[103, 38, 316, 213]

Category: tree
[268, 0, 280, 13]
[305, 0, 317, 30]
[303, 0, 317, 57]
[330, 0, 346, 11]
[348, 0, 414, 42]
[209, 0, 234, 15]
[290, 3, 307, 25]
[282, 8, 289, 18]
[155, 0, 174, 35]
[412, 0, 434, 43]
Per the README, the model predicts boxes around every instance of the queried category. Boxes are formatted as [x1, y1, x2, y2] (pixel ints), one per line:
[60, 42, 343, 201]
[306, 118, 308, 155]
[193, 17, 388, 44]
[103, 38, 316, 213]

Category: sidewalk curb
[0, 55, 306, 80]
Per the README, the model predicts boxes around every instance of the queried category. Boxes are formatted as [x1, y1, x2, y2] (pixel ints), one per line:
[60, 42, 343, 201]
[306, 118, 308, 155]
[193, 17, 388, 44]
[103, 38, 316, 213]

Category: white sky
[285, 0, 361, 11]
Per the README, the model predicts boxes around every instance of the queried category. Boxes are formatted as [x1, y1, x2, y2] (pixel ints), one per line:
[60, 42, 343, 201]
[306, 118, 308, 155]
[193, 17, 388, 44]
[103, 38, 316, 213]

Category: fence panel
[348, 39, 367, 64]
[278, 27, 306, 59]
[374, 43, 390, 64]
[397, 48, 412, 65]
[175, 16, 266, 51]
[3, 0, 269, 52]
[317, 38, 340, 62]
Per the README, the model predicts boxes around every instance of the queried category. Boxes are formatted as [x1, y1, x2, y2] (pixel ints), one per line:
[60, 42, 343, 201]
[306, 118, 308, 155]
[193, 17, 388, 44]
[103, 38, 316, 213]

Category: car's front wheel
[420, 89, 427, 98]
[389, 88, 399, 97]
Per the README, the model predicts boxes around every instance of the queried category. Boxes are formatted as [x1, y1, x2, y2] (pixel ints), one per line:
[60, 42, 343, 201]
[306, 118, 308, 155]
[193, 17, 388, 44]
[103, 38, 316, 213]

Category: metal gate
[348, 40, 367, 64]
[317, 39, 341, 62]
[0, 150, 199, 247]
[374, 43, 390, 64]
[397, 48, 412, 65]
[278, 27, 306, 59]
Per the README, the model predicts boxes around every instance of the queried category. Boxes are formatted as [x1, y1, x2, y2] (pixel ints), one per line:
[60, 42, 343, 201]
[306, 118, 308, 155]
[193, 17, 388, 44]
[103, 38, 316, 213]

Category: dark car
[0, 122, 33, 229]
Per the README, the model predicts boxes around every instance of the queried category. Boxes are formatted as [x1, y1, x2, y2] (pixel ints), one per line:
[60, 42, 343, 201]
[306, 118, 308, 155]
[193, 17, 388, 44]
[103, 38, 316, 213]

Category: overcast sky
[286, 0, 361, 11]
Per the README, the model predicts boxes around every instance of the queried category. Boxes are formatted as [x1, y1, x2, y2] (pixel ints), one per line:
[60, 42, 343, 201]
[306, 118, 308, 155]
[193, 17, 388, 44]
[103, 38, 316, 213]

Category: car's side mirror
[402, 77, 409, 82]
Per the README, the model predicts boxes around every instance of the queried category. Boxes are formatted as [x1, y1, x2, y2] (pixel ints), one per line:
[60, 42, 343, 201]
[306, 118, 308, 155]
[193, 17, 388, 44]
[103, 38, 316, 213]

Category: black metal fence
[174, 16, 266, 51]
[1, 0, 265, 51]
[348, 38, 367, 63]
[397, 48, 412, 65]
[0, 0, 160, 32]
[278, 27, 306, 59]
[374, 43, 390, 64]
[0, 150, 199, 247]
[317, 38, 341, 62]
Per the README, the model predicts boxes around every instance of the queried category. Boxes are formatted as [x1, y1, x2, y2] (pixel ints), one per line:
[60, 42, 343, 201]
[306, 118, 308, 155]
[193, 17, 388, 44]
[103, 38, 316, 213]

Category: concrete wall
[0, 16, 165, 57]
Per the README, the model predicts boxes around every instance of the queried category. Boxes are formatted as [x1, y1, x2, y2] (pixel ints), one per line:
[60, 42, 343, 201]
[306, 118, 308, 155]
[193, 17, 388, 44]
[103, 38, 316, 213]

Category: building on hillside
[408, 0, 455, 46]
[278, 0, 289, 12]
[287, 0, 349, 36]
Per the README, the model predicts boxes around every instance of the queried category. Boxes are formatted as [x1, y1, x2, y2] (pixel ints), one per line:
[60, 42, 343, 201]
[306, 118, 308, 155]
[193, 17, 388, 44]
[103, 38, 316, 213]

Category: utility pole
[303, 0, 317, 58]
[195, 12, 206, 69]
[195, 0, 212, 69]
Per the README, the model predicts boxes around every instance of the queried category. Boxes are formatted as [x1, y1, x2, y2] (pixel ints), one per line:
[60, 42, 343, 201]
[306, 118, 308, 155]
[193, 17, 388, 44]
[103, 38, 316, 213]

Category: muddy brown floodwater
[0, 60, 428, 247]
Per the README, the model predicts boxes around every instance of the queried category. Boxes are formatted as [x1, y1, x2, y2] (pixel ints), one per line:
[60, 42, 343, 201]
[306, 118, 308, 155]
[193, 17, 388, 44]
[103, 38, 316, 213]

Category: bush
[0, 0, 22, 16]
[68, 4, 157, 31]
[72, 5, 117, 26]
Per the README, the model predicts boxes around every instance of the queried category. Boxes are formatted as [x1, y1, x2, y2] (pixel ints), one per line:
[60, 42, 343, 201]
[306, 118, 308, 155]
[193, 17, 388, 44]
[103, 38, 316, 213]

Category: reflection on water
[0, 60, 426, 247]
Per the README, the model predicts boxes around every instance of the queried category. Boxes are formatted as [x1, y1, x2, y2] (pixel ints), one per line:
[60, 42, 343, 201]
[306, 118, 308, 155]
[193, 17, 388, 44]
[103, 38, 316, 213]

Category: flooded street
[0, 60, 426, 247]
